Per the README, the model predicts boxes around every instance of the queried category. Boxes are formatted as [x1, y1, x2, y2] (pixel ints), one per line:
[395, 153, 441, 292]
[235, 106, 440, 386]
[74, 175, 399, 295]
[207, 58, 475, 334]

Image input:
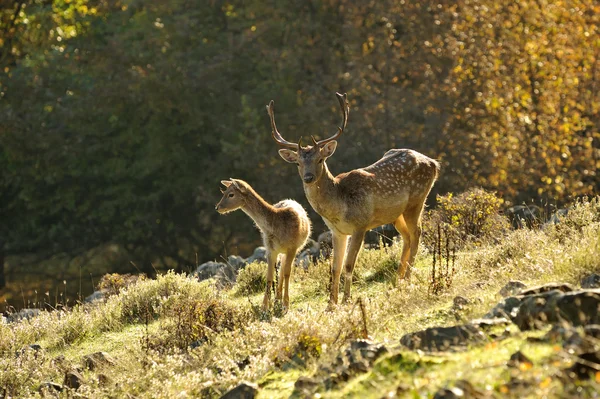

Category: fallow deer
[266, 93, 439, 306]
[215, 179, 311, 310]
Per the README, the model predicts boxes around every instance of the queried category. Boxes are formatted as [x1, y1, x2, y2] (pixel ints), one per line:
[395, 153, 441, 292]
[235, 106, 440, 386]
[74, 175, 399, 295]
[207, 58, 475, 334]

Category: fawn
[216, 178, 311, 310]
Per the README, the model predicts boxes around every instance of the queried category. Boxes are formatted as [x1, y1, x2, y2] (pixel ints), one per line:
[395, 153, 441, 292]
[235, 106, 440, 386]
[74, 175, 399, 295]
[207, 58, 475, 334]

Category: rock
[513, 290, 565, 330]
[518, 282, 575, 296]
[546, 208, 570, 225]
[566, 351, 600, 380]
[215, 264, 237, 287]
[39, 381, 63, 394]
[84, 289, 108, 304]
[194, 261, 227, 280]
[453, 296, 470, 309]
[400, 324, 486, 352]
[498, 281, 527, 297]
[515, 289, 600, 330]
[483, 296, 522, 320]
[292, 376, 320, 397]
[507, 350, 533, 368]
[295, 249, 312, 270]
[227, 255, 246, 270]
[97, 374, 111, 386]
[83, 352, 116, 371]
[318, 340, 388, 390]
[470, 318, 511, 330]
[433, 380, 489, 398]
[581, 273, 600, 289]
[506, 205, 541, 229]
[365, 224, 399, 248]
[64, 370, 84, 390]
[317, 231, 333, 259]
[245, 247, 267, 264]
[5, 308, 41, 323]
[219, 381, 258, 399]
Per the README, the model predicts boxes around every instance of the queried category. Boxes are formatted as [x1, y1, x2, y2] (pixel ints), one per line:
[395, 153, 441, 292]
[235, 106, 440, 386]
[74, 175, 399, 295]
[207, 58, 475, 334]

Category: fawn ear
[230, 178, 247, 193]
[221, 180, 232, 188]
[279, 149, 299, 163]
[320, 140, 337, 158]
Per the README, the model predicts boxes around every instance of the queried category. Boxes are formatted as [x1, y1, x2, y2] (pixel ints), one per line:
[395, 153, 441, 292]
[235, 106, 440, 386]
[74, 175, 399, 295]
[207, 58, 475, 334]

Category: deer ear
[230, 178, 247, 193]
[279, 149, 299, 164]
[221, 180, 233, 188]
[320, 141, 337, 158]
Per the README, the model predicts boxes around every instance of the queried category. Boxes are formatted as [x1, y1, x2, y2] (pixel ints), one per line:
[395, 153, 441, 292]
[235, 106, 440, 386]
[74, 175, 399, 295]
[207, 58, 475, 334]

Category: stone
[227, 255, 246, 270]
[515, 289, 600, 330]
[506, 205, 541, 229]
[215, 264, 237, 287]
[470, 318, 511, 330]
[566, 351, 600, 380]
[292, 376, 320, 397]
[64, 370, 84, 390]
[5, 308, 41, 323]
[507, 350, 533, 368]
[483, 296, 522, 320]
[219, 381, 258, 399]
[453, 296, 470, 309]
[498, 281, 527, 297]
[400, 324, 486, 352]
[581, 273, 600, 289]
[194, 261, 227, 280]
[317, 231, 333, 259]
[39, 382, 63, 394]
[518, 282, 575, 296]
[245, 247, 267, 265]
[364, 224, 399, 248]
[83, 352, 116, 371]
[84, 289, 108, 304]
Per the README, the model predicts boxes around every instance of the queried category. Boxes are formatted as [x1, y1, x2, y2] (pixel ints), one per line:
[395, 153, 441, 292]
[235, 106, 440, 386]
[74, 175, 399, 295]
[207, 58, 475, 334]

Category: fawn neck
[241, 189, 275, 232]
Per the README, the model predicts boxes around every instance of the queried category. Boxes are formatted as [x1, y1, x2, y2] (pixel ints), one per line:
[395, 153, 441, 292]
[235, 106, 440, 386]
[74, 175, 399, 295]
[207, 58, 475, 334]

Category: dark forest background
[0, 0, 598, 307]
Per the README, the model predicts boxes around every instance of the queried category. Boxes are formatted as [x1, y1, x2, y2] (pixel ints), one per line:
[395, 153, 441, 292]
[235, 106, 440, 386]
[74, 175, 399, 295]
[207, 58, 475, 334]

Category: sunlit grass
[1, 197, 599, 397]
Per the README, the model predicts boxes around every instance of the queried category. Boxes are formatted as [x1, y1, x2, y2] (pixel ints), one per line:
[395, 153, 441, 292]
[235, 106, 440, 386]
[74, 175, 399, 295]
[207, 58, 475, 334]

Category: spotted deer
[267, 93, 439, 306]
[215, 179, 311, 310]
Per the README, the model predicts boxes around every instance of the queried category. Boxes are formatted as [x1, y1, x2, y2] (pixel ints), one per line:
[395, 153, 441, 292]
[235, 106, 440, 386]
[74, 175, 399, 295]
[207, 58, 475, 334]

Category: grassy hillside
[1, 198, 599, 398]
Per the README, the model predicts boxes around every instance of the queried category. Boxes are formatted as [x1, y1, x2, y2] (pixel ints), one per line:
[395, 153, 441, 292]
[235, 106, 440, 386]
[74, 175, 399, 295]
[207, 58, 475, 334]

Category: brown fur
[216, 178, 311, 310]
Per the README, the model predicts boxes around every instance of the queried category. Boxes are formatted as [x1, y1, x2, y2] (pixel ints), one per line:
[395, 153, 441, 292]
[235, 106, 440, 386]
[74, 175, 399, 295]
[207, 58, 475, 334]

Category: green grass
[1, 197, 599, 398]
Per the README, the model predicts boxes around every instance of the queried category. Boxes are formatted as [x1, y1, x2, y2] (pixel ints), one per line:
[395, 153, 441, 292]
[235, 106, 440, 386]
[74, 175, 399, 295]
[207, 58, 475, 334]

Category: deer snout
[303, 173, 316, 184]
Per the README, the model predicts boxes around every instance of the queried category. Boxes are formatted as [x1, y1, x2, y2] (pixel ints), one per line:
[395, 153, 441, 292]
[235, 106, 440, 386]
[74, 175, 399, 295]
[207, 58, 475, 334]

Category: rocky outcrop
[400, 324, 486, 352]
[219, 381, 258, 399]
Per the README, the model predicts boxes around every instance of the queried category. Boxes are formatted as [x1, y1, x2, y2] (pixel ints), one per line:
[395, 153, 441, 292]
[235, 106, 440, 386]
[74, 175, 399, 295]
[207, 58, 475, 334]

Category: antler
[266, 100, 299, 150]
[315, 92, 349, 147]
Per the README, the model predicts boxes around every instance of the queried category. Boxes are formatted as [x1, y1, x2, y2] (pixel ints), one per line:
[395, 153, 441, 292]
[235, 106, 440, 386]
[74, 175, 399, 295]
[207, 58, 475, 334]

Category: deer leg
[282, 250, 295, 309]
[329, 232, 349, 307]
[342, 230, 366, 303]
[402, 205, 425, 280]
[276, 255, 286, 302]
[394, 215, 411, 279]
[262, 250, 278, 311]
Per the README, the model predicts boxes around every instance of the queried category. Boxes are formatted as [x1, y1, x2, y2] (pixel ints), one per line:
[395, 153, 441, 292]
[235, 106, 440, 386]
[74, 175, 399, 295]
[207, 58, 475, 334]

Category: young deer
[215, 178, 311, 310]
[267, 93, 440, 306]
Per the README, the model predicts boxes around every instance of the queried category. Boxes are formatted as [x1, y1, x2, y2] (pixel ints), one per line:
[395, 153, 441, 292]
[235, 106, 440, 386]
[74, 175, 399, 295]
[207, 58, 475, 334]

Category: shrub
[234, 261, 267, 296]
[99, 273, 146, 297]
[423, 188, 509, 249]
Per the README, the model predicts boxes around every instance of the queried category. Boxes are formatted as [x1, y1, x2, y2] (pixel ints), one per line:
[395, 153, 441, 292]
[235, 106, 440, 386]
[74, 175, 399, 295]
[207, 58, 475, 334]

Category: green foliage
[424, 188, 510, 248]
[234, 262, 267, 297]
[98, 273, 146, 297]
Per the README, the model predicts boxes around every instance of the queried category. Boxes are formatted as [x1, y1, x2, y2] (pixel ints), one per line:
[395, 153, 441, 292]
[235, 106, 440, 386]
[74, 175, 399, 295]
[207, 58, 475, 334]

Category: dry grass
[1, 196, 599, 398]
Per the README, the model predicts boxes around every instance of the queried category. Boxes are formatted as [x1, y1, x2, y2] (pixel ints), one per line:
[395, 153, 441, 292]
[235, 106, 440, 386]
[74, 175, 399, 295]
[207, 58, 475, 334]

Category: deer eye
[228, 193, 234, 198]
